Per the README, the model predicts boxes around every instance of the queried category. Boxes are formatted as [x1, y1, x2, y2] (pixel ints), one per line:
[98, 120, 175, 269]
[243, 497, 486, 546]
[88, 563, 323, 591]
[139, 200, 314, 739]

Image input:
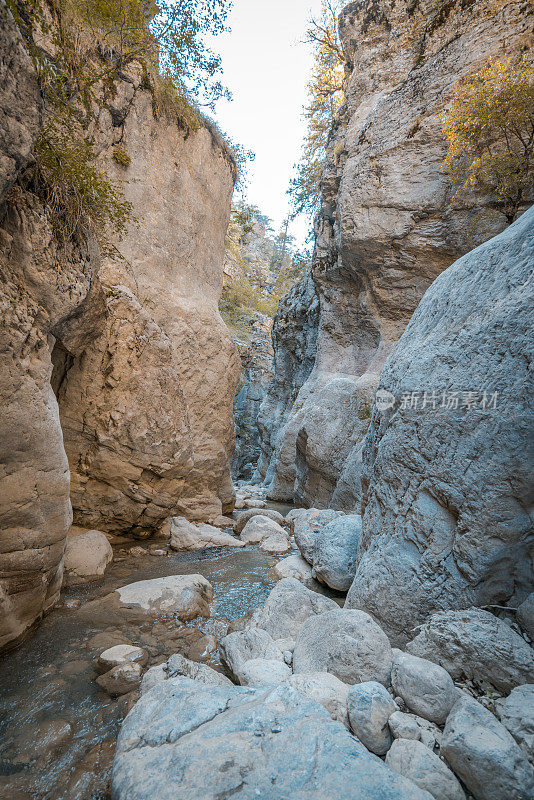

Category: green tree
[288, 0, 346, 219]
[441, 57, 534, 224]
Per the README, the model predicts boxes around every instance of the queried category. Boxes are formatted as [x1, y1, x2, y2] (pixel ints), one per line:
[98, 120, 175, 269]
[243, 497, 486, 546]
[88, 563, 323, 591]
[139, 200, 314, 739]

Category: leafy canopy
[441, 57, 534, 223]
[288, 0, 345, 220]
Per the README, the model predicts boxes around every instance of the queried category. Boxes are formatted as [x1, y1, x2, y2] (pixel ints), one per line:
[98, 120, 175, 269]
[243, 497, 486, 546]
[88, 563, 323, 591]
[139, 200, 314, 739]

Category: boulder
[170, 517, 244, 550]
[290, 508, 345, 563]
[251, 577, 338, 641]
[115, 575, 213, 621]
[347, 208, 534, 643]
[311, 514, 362, 591]
[96, 663, 143, 697]
[259, 534, 291, 554]
[389, 711, 422, 742]
[97, 644, 148, 673]
[219, 628, 283, 680]
[501, 685, 534, 762]
[272, 554, 317, 588]
[391, 650, 458, 724]
[237, 658, 292, 686]
[442, 694, 534, 800]
[111, 681, 434, 800]
[140, 654, 232, 696]
[288, 672, 350, 726]
[234, 508, 285, 534]
[240, 515, 288, 544]
[406, 609, 534, 693]
[63, 530, 113, 587]
[517, 595, 534, 641]
[292, 608, 393, 686]
[386, 739, 466, 800]
[347, 681, 398, 754]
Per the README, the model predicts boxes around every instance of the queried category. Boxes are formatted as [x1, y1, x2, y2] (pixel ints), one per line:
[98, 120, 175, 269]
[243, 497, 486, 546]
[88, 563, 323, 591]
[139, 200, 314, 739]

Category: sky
[208, 0, 324, 249]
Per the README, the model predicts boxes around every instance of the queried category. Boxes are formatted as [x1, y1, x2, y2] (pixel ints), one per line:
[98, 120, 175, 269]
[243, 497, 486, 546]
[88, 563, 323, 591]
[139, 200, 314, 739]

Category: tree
[441, 57, 534, 223]
[288, 0, 346, 219]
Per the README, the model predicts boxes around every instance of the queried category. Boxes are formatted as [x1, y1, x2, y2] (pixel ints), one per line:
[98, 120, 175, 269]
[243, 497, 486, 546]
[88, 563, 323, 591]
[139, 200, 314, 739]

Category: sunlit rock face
[0, 7, 238, 650]
[256, 0, 532, 508]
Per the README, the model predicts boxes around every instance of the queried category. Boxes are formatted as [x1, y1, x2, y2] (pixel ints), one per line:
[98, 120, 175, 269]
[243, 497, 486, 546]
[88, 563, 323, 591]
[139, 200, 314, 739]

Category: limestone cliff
[257, 0, 533, 507]
[0, 3, 238, 651]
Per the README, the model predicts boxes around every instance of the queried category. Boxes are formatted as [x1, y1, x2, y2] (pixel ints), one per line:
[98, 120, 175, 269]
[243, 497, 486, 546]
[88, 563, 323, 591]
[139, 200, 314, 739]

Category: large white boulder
[234, 508, 285, 534]
[115, 575, 213, 621]
[406, 609, 534, 693]
[170, 517, 244, 550]
[240, 515, 288, 545]
[251, 577, 338, 641]
[272, 554, 317, 588]
[63, 530, 113, 587]
[219, 628, 283, 680]
[292, 608, 393, 686]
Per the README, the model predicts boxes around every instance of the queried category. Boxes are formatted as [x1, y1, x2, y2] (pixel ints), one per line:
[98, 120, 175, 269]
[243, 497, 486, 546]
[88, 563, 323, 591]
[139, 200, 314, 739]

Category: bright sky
[210, 0, 324, 248]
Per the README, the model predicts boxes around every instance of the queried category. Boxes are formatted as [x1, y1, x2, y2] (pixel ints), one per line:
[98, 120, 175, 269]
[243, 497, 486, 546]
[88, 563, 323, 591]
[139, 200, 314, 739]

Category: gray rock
[501, 685, 534, 762]
[290, 508, 345, 564]
[288, 672, 350, 726]
[251, 577, 338, 641]
[139, 664, 167, 696]
[517, 595, 534, 641]
[391, 650, 458, 724]
[406, 609, 534, 693]
[347, 681, 398, 754]
[140, 654, 232, 697]
[170, 517, 244, 550]
[347, 208, 534, 643]
[311, 514, 362, 591]
[293, 608, 393, 686]
[386, 739, 466, 800]
[115, 575, 213, 621]
[234, 508, 285, 534]
[259, 533, 291, 554]
[240, 515, 288, 544]
[272, 554, 317, 588]
[111, 680, 434, 800]
[219, 628, 283, 680]
[389, 711, 422, 741]
[442, 694, 534, 800]
[237, 658, 292, 686]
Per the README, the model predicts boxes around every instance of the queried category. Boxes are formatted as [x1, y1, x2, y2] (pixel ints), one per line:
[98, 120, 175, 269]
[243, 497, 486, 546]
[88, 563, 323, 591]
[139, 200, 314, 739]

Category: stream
[0, 502, 301, 800]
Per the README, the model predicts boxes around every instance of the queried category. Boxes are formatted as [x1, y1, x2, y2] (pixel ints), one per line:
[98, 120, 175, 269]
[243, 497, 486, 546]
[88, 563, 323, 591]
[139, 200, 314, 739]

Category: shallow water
[0, 538, 283, 799]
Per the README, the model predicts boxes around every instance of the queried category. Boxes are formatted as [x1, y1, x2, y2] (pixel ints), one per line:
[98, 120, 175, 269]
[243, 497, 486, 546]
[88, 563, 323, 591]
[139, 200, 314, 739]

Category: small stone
[96, 662, 143, 697]
[259, 534, 291, 554]
[97, 644, 148, 673]
[219, 628, 283, 680]
[347, 681, 398, 754]
[129, 546, 148, 557]
[240, 515, 288, 545]
[388, 711, 422, 741]
[391, 649, 458, 724]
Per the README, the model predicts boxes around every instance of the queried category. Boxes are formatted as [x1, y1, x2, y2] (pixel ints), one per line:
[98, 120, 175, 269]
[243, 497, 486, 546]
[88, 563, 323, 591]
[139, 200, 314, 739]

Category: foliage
[112, 145, 132, 167]
[220, 203, 308, 342]
[288, 0, 346, 219]
[441, 57, 534, 222]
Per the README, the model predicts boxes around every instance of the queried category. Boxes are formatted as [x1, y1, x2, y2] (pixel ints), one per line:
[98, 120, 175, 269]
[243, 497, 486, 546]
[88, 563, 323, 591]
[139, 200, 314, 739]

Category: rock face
[347, 208, 534, 642]
[255, 0, 531, 508]
[111, 680, 433, 800]
[0, 9, 237, 651]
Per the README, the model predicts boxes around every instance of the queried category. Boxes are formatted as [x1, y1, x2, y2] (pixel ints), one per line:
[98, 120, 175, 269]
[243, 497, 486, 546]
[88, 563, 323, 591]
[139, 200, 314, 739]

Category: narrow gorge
[0, 1, 533, 799]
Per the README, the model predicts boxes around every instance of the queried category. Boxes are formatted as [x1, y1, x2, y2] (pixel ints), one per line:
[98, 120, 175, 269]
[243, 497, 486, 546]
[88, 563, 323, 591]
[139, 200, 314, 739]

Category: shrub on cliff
[441, 57, 534, 223]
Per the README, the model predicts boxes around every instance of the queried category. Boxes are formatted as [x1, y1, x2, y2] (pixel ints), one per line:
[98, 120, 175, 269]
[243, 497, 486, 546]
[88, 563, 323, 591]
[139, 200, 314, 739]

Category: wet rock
[386, 739, 466, 800]
[63, 530, 113, 587]
[251, 577, 338, 641]
[96, 662, 143, 697]
[501, 685, 534, 762]
[293, 608, 393, 686]
[61, 739, 115, 800]
[115, 575, 213, 621]
[389, 711, 422, 742]
[238, 658, 292, 686]
[8, 719, 72, 764]
[170, 516, 244, 550]
[97, 644, 148, 673]
[517, 595, 534, 641]
[289, 508, 345, 564]
[111, 681, 433, 800]
[442, 694, 534, 800]
[272, 553, 317, 588]
[259, 534, 291, 554]
[406, 609, 534, 693]
[311, 514, 361, 591]
[391, 650, 458, 724]
[234, 508, 285, 534]
[288, 672, 349, 726]
[347, 680, 398, 754]
[219, 628, 283, 680]
[240, 515, 288, 545]
[87, 631, 131, 655]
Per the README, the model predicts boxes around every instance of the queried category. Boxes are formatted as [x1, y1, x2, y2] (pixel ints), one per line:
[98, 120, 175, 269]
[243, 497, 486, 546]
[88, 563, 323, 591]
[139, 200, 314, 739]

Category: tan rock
[169, 516, 244, 551]
[63, 530, 113, 586]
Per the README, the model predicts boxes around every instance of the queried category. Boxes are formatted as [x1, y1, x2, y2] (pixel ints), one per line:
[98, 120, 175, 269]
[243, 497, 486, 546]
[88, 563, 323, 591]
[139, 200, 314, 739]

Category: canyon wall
[0, 4, 238, 650]
[257, 0, 532, 507]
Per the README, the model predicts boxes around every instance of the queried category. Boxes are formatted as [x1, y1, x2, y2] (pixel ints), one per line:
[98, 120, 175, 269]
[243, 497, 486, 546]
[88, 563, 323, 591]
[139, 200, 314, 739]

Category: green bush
[112, 145, 132, 168]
